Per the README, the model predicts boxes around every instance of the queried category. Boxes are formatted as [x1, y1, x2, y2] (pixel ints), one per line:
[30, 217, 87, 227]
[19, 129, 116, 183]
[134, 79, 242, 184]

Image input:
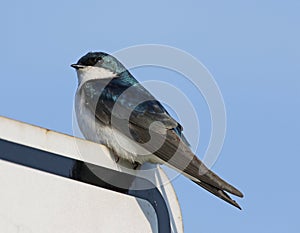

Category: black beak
[71, 64, 85, 69]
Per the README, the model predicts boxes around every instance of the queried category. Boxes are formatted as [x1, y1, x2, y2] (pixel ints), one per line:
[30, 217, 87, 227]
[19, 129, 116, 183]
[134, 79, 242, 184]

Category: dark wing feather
[81, 77, 183, 136]
[81, 76, 243, 209]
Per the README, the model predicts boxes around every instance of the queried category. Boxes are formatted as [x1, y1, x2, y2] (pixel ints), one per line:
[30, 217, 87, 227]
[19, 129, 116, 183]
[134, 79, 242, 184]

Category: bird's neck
[77, 66, 117, 86]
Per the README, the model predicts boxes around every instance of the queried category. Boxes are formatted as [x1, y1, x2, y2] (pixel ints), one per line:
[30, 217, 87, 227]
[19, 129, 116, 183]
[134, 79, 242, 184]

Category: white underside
[75, 67, 160, 164]
[75, 92, 159, 164]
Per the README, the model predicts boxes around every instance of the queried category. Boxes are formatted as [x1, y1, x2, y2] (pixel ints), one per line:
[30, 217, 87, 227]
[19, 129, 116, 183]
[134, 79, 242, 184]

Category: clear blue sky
[1, 1, 300, 232]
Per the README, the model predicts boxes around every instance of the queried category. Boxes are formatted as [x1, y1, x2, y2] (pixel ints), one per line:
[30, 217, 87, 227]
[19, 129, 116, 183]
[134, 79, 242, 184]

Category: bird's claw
[112, 151, 120, 163]
[133, 162, 140, 170]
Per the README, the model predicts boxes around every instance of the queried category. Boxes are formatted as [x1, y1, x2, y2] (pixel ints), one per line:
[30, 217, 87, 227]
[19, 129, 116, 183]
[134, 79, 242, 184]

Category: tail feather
[186, 155, 244, 197]
[182, 155, 243, 209]
[193, 180, 242, 209]
[130, 126, 244, 209]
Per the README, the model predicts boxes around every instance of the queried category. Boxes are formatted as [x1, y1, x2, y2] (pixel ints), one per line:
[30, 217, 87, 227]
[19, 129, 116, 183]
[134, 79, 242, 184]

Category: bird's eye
[95, 57, 103, 64]
[88, 57, 102, 66]
[96, 57, 101, 62]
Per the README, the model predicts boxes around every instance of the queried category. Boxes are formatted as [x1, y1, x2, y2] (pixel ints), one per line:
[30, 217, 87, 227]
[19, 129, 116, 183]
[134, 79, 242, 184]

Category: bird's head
[71, 52, 126, 84]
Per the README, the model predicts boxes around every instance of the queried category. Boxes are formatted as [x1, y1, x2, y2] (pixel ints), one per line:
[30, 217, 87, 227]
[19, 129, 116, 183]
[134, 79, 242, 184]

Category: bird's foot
[114, 154, 120, 163]
[133, 162, 141, 170]
[111, 151, 120, 163]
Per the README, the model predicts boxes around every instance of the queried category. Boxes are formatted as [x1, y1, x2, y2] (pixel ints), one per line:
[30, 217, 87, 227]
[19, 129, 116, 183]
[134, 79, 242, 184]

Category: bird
[71, 51, 244, 209]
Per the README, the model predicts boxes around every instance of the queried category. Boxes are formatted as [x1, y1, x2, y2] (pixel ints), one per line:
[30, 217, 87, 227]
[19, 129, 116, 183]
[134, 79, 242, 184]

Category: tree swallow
[71, 52, 244, 209]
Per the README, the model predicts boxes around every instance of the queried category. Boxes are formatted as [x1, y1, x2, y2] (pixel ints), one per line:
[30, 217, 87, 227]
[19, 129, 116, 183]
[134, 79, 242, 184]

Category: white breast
[75, 87, 159, 165]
